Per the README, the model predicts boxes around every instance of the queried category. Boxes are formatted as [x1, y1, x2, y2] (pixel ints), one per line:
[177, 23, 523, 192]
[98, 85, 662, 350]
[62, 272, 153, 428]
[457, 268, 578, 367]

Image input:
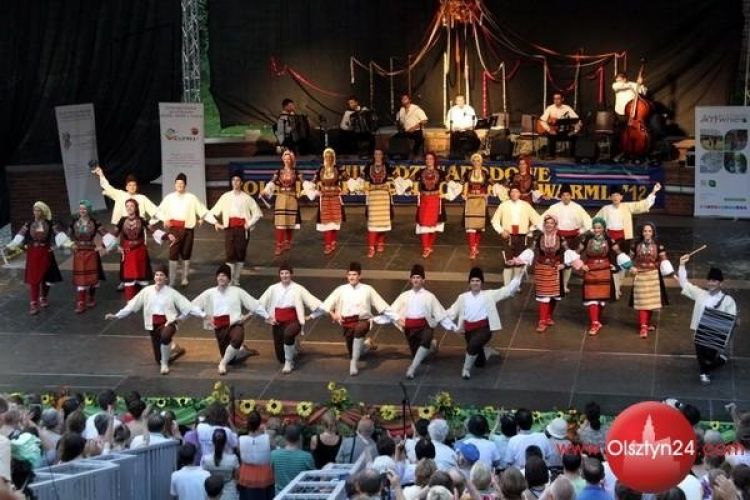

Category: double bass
[620, 60, 652, 157]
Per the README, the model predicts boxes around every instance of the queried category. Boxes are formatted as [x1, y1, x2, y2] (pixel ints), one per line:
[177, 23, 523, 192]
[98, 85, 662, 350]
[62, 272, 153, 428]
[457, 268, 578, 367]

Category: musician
[275, 98, 308, 154]
[612, 73, 647, 122]
[446, 95, 480, 159]
[539, 93, 580, 159]
[676, 255, 737, 385]
[340, 96, 374, 155]
[396, 93, 428, 158]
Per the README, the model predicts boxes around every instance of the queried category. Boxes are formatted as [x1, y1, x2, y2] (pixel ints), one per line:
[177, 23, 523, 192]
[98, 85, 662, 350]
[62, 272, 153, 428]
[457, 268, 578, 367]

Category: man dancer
[191, 264, 268, 375]
[105, 264, 196, 375]
[386, 264, 457, 379]
[319, 262, 397, 376]
[542, 184, 592, 292]
[446, 267, 523, 379]
[257, 263, 323, 374]
[155, 173, 216, 287]
[491, 186, 542, 286]
[594, 182, 661, 298]
[209, 174, 263, 286]
[676, 255, 737, 385]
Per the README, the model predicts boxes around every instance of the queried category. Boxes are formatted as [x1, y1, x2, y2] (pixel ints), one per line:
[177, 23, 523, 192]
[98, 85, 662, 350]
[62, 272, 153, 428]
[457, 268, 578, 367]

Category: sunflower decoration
[266, 399, 284, 416]
[296, 401, 314, 419]
[556, 411, 566, 420]
[431, 391, 456, 418]
[326, 383, 351, 411]
[327, 381, 337, 391]
[85, 394, 96, 407]
[418, 406, 436, 420]
[155, 398, 168, 408]
[214, 381, 224, 391]
[709, 421, 722, 431]
[176, 397, 193, 407]
[239, 400, 256, 415]
[532, 411, 543, 423]
[379, 405, 398, 422]
[40, 394, 52, 406]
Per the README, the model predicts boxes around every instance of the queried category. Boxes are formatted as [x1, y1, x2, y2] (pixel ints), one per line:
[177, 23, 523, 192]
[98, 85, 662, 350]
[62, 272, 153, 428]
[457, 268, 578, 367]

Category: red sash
[464, 318, 489, 332]
[607, 229, 625, 241]
[557, 229, 579, 238]
[213, 315, 230, 329]
[511, 225, 520, 235]
[404, 318, 428, 329]
[228, 217, 246, 228]
[169, 220, 186, 228]
[152, 314, 167, 327]
[275, 307, 297, 323]
[342, 315, 361, 328]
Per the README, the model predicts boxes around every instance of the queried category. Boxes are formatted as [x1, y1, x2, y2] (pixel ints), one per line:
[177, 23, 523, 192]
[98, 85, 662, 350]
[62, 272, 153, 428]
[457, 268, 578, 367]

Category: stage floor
[1, 207, 748, 418]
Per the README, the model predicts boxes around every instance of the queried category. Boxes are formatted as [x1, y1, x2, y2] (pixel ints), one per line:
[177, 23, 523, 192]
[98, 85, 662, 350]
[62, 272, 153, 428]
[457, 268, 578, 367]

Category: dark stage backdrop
[0, 0, 182, 226]
[209, 0, 742, 137]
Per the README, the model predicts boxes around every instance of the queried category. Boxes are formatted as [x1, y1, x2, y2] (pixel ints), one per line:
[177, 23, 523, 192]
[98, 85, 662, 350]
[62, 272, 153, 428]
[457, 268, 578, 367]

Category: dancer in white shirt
[319, 262, 397, 376]
[209, 174, 263, 286]
[491, 186, 542, 286]
[257, 263, 323, 374]
[191, 264, 267, 375]
[105, 264, 197, 374]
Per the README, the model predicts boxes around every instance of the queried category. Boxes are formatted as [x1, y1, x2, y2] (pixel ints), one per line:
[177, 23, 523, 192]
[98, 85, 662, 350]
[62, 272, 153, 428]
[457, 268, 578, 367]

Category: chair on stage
[594, 111, 616, 161]
[514, 114, 541, 157]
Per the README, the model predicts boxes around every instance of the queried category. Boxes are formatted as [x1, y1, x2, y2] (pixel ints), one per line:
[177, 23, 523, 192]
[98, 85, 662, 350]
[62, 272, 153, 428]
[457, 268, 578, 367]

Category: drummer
[340, 96, 375, 155]
[676, 254, 737, 385]
[446, 95, 480, 159]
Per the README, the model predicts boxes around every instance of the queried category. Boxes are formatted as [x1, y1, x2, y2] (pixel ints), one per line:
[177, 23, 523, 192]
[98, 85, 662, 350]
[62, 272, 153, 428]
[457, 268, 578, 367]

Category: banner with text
[159, 103, 206, 204]
[54, 103, 106, 214]
[694, 106, 750, 218]
[229, 159, 664, 208]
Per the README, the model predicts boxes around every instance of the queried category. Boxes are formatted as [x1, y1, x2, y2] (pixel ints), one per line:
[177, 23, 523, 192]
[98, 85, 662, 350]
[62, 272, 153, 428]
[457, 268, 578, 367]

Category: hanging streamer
[270, 57, 348, 98]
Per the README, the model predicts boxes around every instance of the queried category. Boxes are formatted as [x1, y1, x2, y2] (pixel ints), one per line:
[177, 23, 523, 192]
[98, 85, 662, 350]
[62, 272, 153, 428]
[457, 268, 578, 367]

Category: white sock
[352, 338, 364, 362]
[408, 346, 431, 374]
[284, 344, 296, 362]
[221, 345, 238, 367]
[233, 263, 243, 285]
[182, 261, 190, 284]
[462, 353, 478, 374]
[168, 261, 178, 287]
[160, 344, 172, 368]
[503, 268, 513, 286]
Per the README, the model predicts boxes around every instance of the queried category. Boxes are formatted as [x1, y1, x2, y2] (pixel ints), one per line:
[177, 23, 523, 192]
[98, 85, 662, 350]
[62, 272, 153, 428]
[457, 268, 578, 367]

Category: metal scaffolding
[181, 0, 201, 103]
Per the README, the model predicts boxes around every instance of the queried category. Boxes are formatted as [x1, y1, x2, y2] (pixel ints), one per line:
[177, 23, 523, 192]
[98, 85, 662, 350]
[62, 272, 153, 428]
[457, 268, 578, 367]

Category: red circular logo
[605, 402, 696, 493]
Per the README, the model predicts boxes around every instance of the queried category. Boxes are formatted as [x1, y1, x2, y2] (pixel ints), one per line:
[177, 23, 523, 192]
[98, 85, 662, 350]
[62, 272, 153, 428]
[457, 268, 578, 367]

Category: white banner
[694, 106, 750, 218]
[159, 103, 206, 205]
[54, 103, 106, 214]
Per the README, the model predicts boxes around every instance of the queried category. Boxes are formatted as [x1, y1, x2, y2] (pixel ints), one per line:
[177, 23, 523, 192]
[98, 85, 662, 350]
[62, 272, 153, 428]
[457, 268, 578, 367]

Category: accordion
[694, 307, 737, 353]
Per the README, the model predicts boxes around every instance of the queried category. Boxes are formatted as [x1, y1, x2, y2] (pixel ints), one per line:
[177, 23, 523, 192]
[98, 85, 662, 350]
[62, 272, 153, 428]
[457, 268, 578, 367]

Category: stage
[0, 208, 748, 419]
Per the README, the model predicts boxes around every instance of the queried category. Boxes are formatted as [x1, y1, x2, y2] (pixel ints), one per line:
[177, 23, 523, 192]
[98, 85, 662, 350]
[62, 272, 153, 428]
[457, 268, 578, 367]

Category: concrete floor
[1, 205, 748, 419]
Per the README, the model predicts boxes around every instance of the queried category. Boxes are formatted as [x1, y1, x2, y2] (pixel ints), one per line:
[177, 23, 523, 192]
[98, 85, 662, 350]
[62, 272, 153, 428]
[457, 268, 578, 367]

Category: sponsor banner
[229, 159, 664, 207]
[694, 106, 750, 218]
[54, 103, 106, 213]
[159, 103, 206, 204]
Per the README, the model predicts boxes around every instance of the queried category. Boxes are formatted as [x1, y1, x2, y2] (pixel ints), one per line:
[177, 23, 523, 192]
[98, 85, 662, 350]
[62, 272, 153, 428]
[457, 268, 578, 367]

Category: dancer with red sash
[105, 264, 197, 375]
[257, 263, 323, 374]
[264, 150, 303, 256]
[491, 186, 542, 286]
[313, 148, 349, 255]
[6, 201, 67, 315]
[415, 152, 446, 258]
[446, 267, 523, 379]
[191, 264, 268, 375]
[209, 173, 263, 285]
[364, 149, 393, 258]
[68, 200, 111, 313]
[462, 153, 492, 260]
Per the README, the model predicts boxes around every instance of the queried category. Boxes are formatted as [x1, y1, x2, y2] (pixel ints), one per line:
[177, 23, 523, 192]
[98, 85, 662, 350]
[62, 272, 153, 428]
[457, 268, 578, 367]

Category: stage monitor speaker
[388, 135, 412, 160]
[488, 134, 513, 160]
[574, 136, 597, 163]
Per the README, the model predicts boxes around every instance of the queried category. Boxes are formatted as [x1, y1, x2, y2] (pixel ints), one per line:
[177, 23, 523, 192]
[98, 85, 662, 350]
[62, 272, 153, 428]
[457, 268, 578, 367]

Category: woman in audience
[199, 404, 239, 459]
[57, 432, 87, 463]
[403, 458, 437, 500]
[309, 410, 342, 469]
[523, 456, 549, 500]
[238, 410, 274, 500]
[577, 402, 608, 453]
[470, 462, 498, 500]
[500, 467, 528, 500]
[201, 428, 240, 500]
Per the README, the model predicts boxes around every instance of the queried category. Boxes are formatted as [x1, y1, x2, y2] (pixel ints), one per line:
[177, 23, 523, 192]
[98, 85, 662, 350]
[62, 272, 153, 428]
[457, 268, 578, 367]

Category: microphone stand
[398, 382, 413, 439]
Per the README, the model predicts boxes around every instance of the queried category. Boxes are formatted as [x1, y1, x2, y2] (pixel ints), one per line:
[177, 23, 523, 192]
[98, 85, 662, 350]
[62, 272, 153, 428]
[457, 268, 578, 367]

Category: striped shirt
[270, 448, 315, 493]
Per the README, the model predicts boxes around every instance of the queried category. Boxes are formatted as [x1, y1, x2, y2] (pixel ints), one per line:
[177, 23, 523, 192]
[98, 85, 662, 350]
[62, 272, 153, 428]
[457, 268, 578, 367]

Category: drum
[694, 307, 737, 352]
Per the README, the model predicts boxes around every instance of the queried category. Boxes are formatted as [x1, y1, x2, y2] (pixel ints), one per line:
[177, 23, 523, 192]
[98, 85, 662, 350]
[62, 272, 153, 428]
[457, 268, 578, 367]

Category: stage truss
[181, 0, 201, 103]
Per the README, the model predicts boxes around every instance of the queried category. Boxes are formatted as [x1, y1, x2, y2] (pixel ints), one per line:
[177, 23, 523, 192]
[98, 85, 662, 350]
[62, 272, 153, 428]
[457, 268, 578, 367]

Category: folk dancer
[506, 156, 541, 205]
[538, 93, 580, 159]
[318, 262, 397, 376]
[491, 186, 542, 286]
[364, 149, 394, 258]
[313, 148, 349, 255]
[191, 264, 268, 375]
[462, 153, 492, 259]
[68, 200, 112, 313]
[628, 222, 674, 339]
[415, 152, 446, 258]
[510, 215, 578, 333]
[263, 150, 304, 256]
[676, 255, 737, 385]
[385, 264, 457, 379]
[445, 267, 523, 379]
[93, 166, 158, 290]
[209, 173, 263, 285]
[396, 93, 428, 158]
[594, 182, 661, 298]
[105, 264, 198, 375]
[6, 202, 67, 315]
[257, 263, 323, 374]
[542, 184, 592, 292]
[154, 172, 216, 287]
[570, 217, 631, 336]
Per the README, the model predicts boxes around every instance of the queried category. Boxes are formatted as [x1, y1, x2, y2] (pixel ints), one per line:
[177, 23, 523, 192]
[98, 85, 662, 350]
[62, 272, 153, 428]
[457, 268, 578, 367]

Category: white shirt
[130, 433, 173, 448]
[341, 284, 372, 317]
[463, 292, 488, 322]
[509, 201, 522, 226]
[433, 441, 458, 471]
[99, 176, 159, 224]
[612, 80, 647, 115]
[170, 466, 211, 500]
[157, 191, 214, 228]
[340, 107, 368, 131]
[320, 283, 393, 321]
[600, 204, 624, 230]
[272, 283, 296, 309]
[258, 281, 323, 325]
[503, 431, 553, 468]
[82, 412, 123, 440]
[677, 473, 703, 500]
[239, 433, 272, 465]
[114, 284, 196, 330]
[191, 286, 268, 330]
[196, 423, 239, 456]
[460, 436, 501, 469]
[678, 266, 737, 330]
[446, 104, 477, 131]
[397, 104, 428, 131]
[540, 104, 578, 131]
[543, 201, 592, 233]
[209, 190, 262, 228]
[404, 289, 432, 319]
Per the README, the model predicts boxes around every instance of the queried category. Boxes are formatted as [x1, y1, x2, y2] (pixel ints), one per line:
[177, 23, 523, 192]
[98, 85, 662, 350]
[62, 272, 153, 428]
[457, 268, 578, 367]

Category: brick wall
[6, 164, 70, 232]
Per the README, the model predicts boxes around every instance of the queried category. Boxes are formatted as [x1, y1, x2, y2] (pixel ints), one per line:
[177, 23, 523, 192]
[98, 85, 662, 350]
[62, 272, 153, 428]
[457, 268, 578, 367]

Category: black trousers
[272, 320, 301, 363]
[465, 325, 492, 366]
[343, 320, 371, 355]
[404, 325, 434, 356]
[215, 324, 245, 356]
[149, 324, 176, 363]
[695, 343, 726, 375]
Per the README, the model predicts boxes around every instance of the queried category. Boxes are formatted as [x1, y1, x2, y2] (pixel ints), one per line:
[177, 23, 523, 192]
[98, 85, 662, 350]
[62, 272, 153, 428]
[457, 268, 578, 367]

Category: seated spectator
[405, 419, 430, 463]
[83, 389, 121, 440]
[428, 470, 455, 491]
[130, 414, 173, 448]
[162, 410, 183, 442]
[238, 410, 274, 500]
[577, 403, 607, 454]
[461, 415, 502, 469]
[270, 424, 314, 494]
[491, 413, 517, 465]
[562, 452, 586, 494]
[205, 473, 226, 500]
[456, 442, 480, 477]
[310, 410, 342, 469]
[545, 418, 571, 468]
[500, 467, 528, 500]
[403, 459, 437, 500]
[60, 397, 81, 422]
[415, 438, 436, 461]
[545, 476, 576, 500]
[112, 426, 131, 451]
[523, 456, 549, 500]
[577, 458, 610, 500]
[428, 419, 458, 471]
[39, 409, 62, 465]
[427, 485, 454, 500]
[470, 461, 498, 499]
[201, 428, 239, 500]
[56, 432, 86, 463]
[171, 444, 211, 500]
[265, 417, 284, 449]
[505, 409, 553, 469]
[336, 417, 377, 464]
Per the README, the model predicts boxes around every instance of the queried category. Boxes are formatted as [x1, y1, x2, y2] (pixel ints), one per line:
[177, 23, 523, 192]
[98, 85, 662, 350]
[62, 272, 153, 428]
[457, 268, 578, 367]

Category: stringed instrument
[620, 59, 652, 157]
[534, 116, 582, 135]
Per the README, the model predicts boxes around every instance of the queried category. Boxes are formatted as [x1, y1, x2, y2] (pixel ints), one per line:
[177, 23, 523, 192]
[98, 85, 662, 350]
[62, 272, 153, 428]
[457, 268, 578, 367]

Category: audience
[505, 409, 553, 468]
[336, 417, 377, 464]
[578, 457, 609, 500]
[546, 476, 576, 500]
[82, 390, 121, 440]
[428, 419, 458, 471]
[238, 410, 274, 500]
[405, 418, 431, 463]
[561, 451, 586, 494]
[500, 467, 528, 500]
[171, 443, 211, 500]
[201, 428, 239, 500]
[270, 424, 314, 494]
[491, 413, 517, 463]
[577, 402, 607, 453]
[205, 473, 226, 500]
[130, 414, 173, 448]
[310, 409, 342, 469]
[461, 414, 502, 469]
[523, 455, 550, 500]
[403, 458, 437, 500]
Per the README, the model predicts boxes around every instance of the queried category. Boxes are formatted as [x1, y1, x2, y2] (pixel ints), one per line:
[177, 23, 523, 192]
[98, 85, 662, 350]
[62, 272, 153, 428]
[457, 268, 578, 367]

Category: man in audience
[545, 417, 571, 468]
[578, 457, 610, 500]
[405, 418, 430, 463]
[428, 419, 458, 471]
[39, 409, 62, 466]
[459, 415, 501, 469]
[83, 390, 121, 440]
[356, 468, 386, 500]
[130, 414, 172, 448]
[336, 417, 377, 464]
[204, 474, 225, 500]
[455, 442, 480, 477]
[562, 452, 586, 494]
[614, 481, 642, 500]
[170, 444, 211, 500]
[546, 476, 577, 500]
[491, 413, 517, 465]
[504, 408, 553, 468]
[270, 424, 314, 494]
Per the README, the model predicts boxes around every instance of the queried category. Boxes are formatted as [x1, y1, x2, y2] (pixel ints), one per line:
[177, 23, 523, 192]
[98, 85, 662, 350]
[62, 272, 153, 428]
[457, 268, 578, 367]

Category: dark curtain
[209, 0, 742, 137]
[0, 0, 182, 226]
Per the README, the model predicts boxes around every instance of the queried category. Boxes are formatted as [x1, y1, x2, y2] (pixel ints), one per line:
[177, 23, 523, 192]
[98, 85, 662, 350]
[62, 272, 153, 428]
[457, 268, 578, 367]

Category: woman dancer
[364, 149, 393, 257]
[415, 152, 446, 258]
